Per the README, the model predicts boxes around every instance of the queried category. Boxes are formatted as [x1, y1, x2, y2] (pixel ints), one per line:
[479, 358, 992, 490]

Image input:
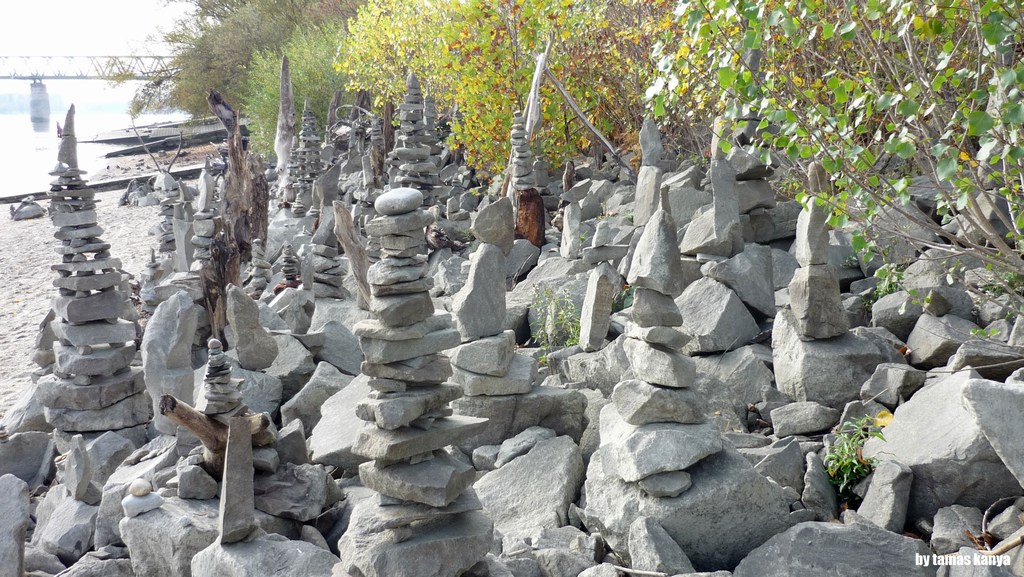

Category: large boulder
[773, 311, 901, 408]
[191, 534, 338, 577]
[308, 375, 372, 475]
[452, 386, 586, 451]
[731, 521, 935, 577]
[120, 496, 218, 577]
[476, 436, 584, 540]
[863, 370, 1022, 526]
[676, 278, 760, 354]
[580, 444, 798, 571]
[141, 290, 199, 434]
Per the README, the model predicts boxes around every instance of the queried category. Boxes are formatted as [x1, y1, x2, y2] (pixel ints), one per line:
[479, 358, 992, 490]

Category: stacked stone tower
[339, 187, 491, 577]
[386, 74, 439, 199]
[38, 105, 151, 437]
[289, 101, 323, 217]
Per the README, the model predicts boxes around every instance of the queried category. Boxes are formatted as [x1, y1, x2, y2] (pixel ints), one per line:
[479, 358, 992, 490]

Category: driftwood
[333, 201, 371, 310]
[207, 89, 237, 137]
[382, 101, 395, 163]
[327, 89, 343, 134]
[515, 188, 546, 248]
[562, 160, 575, 200]
[274, 55, 296, 178]
[158, 395, 274, 479]
[545, 69, 636, 181]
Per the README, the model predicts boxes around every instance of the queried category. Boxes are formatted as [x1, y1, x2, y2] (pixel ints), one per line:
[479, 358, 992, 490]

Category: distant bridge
[0, 56, 173, 80]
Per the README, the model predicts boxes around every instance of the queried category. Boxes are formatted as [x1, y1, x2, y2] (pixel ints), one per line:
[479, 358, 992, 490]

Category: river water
[0, 79, 186, 199]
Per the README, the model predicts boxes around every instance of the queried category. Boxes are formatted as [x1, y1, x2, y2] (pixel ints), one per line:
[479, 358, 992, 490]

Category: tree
[136, 0, 357, 117]
[243, 21, 349, 154]
[650, 0, 1024, 307]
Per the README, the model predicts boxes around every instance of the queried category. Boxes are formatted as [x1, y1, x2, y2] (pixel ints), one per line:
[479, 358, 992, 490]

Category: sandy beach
[0, 146, 218, 418]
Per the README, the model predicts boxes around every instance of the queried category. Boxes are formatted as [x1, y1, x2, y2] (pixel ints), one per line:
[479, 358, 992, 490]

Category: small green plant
[823, 415, 886, 507]
[530, 286, 581, 366]
[864, 263, 905, 308]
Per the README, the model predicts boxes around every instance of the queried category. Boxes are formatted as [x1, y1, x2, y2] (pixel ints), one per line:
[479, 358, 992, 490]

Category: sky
[0, 0, 187, 57]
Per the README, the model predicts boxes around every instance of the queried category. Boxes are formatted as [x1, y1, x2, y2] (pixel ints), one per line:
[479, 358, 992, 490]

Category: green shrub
[530, 286, 581, 365]
[243, 22, 348, 155]
[823, 415, 886, 507]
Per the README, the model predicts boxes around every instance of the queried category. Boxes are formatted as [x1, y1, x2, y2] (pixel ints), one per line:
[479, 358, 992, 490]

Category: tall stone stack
[788, 162, 848, 340]
[277, 242, 302, 291]
[613, 207, 716, 498]
[38, 105, 152, 437]
[387, 74, 440, 201]
[581, 207, 799, 570]
[509, 111, 536, 193]
[191, 172, 218, 269]
[339, 187, 492, 577]
[633, 117, 665, 226]
[289, 101, 323, 217]
[449, 197, 538, 397]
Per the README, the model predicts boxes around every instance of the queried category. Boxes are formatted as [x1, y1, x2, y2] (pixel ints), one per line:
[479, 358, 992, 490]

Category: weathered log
[333, 201, 371, 309]
[207, 89, 237, 137]
[159, 394, 275, 479]
[562, 160, 575, 200]
[515, 188, 546, 248]
[274, 54, 296, 179]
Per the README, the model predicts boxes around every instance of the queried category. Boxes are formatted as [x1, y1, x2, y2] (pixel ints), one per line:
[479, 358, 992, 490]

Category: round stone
[129, 478, 152, 497]
[375, 187, 424, 216]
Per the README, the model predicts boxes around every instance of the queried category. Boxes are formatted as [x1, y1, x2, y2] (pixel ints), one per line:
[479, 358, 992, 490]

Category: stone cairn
[276, 242, 302, 293]
[196, 338, 246, 422]
[288, 101, 323, 217]
[245, 238, 273, 299]
[191, 169, 218, 269]
[509, 111, 536, 194]
[309, 209, 349, 299]
[387, 74, 439, 201]
[788, 161, 848, 340]
[38, 105, 152, 437]
[340, 187, 492, 577]
[449, 197, 538, 400]
[602, 206, 721, 498]
[154, 172, 180, 256]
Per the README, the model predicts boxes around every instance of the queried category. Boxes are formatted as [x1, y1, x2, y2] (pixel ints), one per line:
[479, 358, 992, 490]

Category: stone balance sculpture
[338, 187, 492, 577]
[38, 105, 152, 438]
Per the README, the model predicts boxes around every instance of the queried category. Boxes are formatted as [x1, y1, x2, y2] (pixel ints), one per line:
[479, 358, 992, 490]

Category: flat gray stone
[226, 284, 278, 370]
[0, 474, 29, 577]
[623, 337, 696, 388]
[453, 243, 507, 340]
[580, 263, 621, 352]
[360, 328, 460, 365]
[219, 417, 257, 543]
[360, 451, 475, 507]
[630, 287, 682, 328]
[628, 516, 695, 574]
[601, 405, 722, 482]
[612, 379, 705, 425]
[770, 402, 840, 437]
[471, 196, 514, 254]
[353, 415, 488, 461]
[191, 533, 339, 577]
[454, 353, 537, 396]
[281, 361, 353, 434]
[476, 436, 583, 539]
[450, 330, 516, 376]
[857, 459, 913, 533]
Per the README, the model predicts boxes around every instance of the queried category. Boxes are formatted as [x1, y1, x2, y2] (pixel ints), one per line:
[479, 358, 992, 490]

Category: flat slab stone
[357, 489, 483, 533]
[353, 415, 489, 461]
[356, 384, 463, 430]
[44, 390, 152, 432]
[53, 343, 135, 377]
[51, 319, 136, 347]
[37, 370, 145, 411]
[449, 330, 516, 376]
[361, 355, 453, 384]
[359, 328, 461, 365]
[612, 379, 705, 425]
[369, 291, 434, 327]
[52, 271, 122, 292]
[337, 504, 491, 577]
[453, 353, 536, 396]
[359, 452, 475, 507]
[53, 290, 125, 324]
[353, 312, 451, 341]
[623, 337, 696, 388]
[366, 209, 434, 237]
[600, 404, 723, 482]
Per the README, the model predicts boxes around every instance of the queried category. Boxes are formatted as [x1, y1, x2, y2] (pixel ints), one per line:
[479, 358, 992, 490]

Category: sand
[0, 146, 217, 419]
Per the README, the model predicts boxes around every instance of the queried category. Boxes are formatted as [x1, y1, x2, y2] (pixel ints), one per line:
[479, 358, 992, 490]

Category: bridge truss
[0, 56, 174, 80]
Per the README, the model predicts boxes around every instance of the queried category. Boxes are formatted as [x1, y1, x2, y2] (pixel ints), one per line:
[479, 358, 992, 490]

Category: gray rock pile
[309, 209, 349, 299]
[509, 111, 536, 193]
[632, 117, 664, 227]
[38, 105, 151, 438]
[244, 239, 273, 299]
[339, 187, 492, 577]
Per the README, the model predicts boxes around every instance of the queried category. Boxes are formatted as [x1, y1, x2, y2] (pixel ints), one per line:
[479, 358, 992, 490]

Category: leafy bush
[650, 0, 1024, 309]
[823, 415, 886, 507]
[530, 286, 581, 365]
[243, 22, 349, 155]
